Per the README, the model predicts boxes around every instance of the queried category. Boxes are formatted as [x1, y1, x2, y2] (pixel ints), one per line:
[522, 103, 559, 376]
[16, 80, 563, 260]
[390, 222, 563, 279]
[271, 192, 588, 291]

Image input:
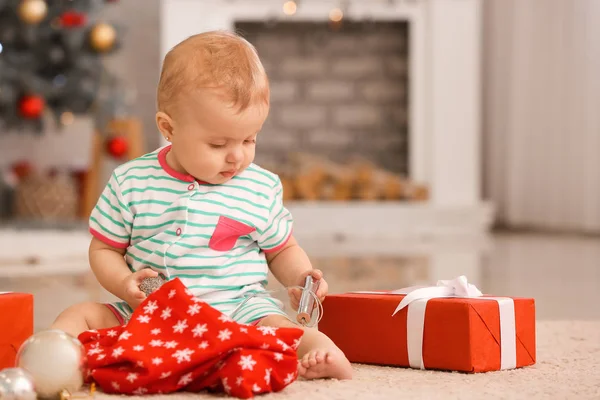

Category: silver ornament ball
[16, 330, 86, 399]
[0, 368, 36, 400]
[139, 274, 166, 296]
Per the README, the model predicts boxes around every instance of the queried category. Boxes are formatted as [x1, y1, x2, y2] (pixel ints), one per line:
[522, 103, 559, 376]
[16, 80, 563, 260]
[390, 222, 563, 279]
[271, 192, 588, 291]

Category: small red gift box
[0, 292, 34, 369]
[319, 276, 536, 373]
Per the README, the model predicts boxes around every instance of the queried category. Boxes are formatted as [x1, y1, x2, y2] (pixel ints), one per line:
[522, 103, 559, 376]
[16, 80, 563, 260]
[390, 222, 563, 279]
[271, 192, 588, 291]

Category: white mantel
[159, 0, 493, 241]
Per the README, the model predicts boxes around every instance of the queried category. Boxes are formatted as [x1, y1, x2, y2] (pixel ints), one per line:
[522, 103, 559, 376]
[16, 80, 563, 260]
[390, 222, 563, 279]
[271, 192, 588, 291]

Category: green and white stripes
[89, 146, 293, 324]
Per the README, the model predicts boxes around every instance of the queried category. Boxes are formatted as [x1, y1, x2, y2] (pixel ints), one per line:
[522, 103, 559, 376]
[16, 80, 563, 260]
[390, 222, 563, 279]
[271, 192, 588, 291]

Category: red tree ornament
[11, 161, 33, 180]
[18, 95, 45, 119]
[107, 136, 128, 158]
[59, 11, 87, 28]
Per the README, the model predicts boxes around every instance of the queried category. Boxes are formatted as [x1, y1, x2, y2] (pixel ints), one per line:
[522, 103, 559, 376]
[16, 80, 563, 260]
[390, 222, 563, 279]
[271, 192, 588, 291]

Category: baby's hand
[288, 269, 328, 311]
[122, 268, 159, 309]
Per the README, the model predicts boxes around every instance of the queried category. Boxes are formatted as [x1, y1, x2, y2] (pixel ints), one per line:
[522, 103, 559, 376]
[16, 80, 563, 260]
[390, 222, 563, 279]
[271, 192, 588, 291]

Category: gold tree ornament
[18, 0, 48, 25]
[89, 23, 117, 52]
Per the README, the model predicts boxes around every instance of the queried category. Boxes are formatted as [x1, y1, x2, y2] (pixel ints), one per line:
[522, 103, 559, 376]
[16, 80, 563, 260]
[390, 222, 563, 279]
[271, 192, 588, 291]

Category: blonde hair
[157, 30, 270, 115]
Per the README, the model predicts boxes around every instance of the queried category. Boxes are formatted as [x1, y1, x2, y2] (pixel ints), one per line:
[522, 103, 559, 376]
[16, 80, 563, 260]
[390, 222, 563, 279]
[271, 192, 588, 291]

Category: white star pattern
[112, 347, 124, 358]
[126, 373, 138, 383]
[293, 338, 301, 350]
[260, 343, 270, 350]
[168, 289, 176, 299]
[218, 329, 232, 341]
[88, 345, 102, 356]
[274, 353, 284, 362]
[133, 345, 144, 351]
[97, 354, 105, 361]
[160, 371, 172, 379]
[257, 326, 277, 336]
[239, 327, 248, 333]
[198, 341, 209, 350]
[178, 372, 193, 386]
[283, 373, 295, 385]
[172, 348, 194, 364]
[222, 377, 231, 394]
[132, 387, 147, 395]
[191, 297, 203, 303]
[111, 382, 120, 390]
[173, 319, 188, 333]
[118, 331, 132, 341]
[150, 339, 164, 347]
[238, 355, 257, 371]
[161, 307, 172, 320]
[185, 289, 193, 296]
[264, 368, 272, 385]
[236, 377, 244, 386]
[152, 357, 163, 366]
[253, 383, 261, 393]
[107, 330, 118, 337]
[192, 323, 208, 338]
[187, 303, 201, 316]
[137, 315, 151, 324]
[143, 300, 159, 314]
[218, 314, 233, 323]
[164, 340, 179, 349]
[277, 339, 290, 351]
[136, 361, 144, 368]
[151, 328, 162, 335]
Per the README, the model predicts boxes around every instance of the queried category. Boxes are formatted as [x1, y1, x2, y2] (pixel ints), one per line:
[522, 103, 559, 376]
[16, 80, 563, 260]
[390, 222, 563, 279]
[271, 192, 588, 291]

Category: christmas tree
[0, 0, 122, 133]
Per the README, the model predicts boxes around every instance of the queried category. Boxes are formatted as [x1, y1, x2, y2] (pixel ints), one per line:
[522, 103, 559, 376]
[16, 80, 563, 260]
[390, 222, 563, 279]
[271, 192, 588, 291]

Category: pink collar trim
[158, 145, 208, 184]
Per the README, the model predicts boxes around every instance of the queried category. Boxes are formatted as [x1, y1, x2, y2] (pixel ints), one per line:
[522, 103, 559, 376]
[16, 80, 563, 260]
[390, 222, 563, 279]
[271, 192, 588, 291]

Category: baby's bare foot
[297, 349, 352, 380]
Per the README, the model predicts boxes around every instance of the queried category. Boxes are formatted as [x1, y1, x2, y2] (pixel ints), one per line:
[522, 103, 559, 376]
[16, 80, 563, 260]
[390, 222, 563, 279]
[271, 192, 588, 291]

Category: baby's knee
[57, 301, 118, 329]
[58, 301, 98, 318]
[257, 314, 296, 328]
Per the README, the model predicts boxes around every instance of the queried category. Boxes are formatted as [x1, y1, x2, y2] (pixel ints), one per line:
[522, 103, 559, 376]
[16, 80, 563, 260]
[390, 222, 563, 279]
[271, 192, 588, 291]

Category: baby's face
[170, 90, 268, 184]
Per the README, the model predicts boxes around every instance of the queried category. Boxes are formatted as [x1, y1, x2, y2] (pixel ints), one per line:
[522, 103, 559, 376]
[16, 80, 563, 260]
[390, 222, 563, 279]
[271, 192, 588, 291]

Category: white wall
[483, 0, 600, 232]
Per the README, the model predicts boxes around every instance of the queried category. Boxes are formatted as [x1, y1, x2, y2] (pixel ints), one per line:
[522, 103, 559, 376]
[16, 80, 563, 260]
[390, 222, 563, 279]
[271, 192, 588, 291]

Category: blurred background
[0, 0, 598, 331]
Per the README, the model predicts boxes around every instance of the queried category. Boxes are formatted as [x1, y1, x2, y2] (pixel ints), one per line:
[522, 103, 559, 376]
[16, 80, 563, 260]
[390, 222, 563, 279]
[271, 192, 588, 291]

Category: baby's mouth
[220, 169, 237, 178]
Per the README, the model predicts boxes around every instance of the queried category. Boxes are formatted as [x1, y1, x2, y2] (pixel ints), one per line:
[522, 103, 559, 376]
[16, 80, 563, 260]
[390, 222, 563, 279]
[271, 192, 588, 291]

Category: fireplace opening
[235, 21, 427, 202]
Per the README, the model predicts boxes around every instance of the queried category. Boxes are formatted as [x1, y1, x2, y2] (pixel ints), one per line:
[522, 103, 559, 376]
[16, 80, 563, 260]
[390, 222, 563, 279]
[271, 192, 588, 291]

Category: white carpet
[92, 320, 600, 399]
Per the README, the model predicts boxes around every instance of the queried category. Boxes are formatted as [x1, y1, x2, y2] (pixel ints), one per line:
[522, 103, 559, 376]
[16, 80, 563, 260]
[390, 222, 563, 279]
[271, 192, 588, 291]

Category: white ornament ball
[0, 368, 36, 400]
[16, 330, 86, 399]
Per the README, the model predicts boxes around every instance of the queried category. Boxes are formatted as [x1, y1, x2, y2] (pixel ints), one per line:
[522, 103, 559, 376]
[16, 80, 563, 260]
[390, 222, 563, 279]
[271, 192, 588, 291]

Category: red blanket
[79, 278, 303, 398]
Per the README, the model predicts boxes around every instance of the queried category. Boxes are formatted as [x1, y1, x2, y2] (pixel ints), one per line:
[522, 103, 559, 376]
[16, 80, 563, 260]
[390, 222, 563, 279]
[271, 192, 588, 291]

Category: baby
[51, 30, 352, 381]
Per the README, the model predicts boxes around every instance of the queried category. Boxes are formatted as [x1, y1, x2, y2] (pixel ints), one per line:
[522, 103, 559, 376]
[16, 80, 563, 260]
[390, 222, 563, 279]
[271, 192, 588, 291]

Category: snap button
[188, 183, 195, 191]
[176, 228, 182, 236]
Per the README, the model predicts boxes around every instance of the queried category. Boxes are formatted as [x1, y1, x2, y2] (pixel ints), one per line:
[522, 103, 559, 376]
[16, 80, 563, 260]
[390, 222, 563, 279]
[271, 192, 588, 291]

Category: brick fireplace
[236, 21, 410, 177]
[160, 0, 493, 243]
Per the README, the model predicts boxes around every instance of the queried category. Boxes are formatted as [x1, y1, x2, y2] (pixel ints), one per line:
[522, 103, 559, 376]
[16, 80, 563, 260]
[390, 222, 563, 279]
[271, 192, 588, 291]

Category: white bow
[392, 275, 483, 316]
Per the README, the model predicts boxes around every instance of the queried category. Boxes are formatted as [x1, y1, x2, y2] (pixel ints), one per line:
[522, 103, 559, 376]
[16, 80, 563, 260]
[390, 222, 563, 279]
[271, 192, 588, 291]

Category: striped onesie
[89, 145, 293, 325]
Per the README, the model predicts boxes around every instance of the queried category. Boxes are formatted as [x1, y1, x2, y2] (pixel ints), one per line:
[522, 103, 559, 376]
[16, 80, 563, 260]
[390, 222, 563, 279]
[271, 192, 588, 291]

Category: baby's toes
[297, 360, 307, 375]
[301, 353, 313, 368]
[308, 351, 319, 367]
[325, 351, 336, 364]
[314, 350, 326, 363]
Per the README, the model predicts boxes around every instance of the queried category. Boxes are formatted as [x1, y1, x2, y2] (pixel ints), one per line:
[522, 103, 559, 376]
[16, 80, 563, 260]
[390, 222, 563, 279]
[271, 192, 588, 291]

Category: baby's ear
[156, 111, 175, 138]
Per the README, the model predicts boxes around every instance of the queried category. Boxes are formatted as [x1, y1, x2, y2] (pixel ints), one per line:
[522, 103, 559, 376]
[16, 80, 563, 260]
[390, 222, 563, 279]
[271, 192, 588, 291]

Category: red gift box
[0, 292, 34, 369]
[319, 277, 536, 373]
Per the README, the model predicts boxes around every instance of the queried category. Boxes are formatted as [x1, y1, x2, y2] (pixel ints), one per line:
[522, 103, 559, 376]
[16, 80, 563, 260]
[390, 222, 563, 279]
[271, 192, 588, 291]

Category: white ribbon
[355, 276, 517, 370]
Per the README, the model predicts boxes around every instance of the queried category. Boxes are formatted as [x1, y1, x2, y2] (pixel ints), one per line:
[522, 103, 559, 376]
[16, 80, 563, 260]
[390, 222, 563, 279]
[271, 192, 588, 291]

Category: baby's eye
[244, 139, 256, 144]
[209, 143, 226, 149]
